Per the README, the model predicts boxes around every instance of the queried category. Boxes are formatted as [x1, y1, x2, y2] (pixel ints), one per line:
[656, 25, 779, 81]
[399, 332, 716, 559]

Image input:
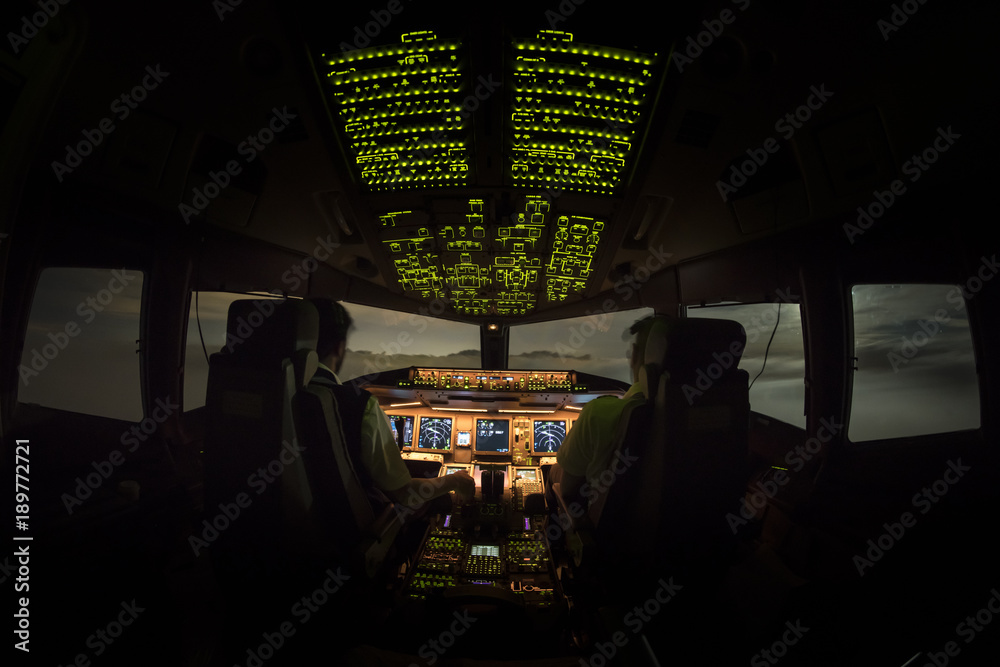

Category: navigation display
[532, 419, 567, 453]
[386, 414, 415, 449]
[475, 418, 510, 453]
[417, 416, 453, 450]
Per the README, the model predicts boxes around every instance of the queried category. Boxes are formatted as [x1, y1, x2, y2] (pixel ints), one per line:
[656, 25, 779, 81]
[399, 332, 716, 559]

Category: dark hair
[310, 298, 352, 359]
[627, 314, 674, 366]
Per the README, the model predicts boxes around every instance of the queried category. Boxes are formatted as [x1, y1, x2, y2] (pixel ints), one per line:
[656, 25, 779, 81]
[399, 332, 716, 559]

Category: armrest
[367, 503, 404, 542]
[550, 482, 589, 566]
[356, 503, 405, 577]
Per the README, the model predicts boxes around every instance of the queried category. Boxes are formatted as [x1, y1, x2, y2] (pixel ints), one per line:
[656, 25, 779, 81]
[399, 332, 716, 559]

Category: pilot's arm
[554, 395, 612, 504]
[362, 401, 475, 506]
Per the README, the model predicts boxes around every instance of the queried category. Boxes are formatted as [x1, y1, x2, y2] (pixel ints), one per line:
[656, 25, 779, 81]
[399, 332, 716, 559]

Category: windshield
[339, 302, 481, 382]
[508, 308, 654, 384]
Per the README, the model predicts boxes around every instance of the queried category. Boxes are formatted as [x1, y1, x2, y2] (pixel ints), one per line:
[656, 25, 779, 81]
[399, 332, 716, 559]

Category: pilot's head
[625, 314, 674, 383]
[310, 298, 353, 374]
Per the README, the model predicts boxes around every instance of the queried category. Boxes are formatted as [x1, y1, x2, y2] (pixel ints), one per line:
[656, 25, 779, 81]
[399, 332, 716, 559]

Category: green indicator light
[322, 32, 473, 191]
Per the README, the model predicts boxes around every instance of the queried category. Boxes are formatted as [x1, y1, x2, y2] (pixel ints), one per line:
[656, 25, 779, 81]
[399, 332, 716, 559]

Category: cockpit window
[183, 295, 481, 410]
[338, 302, 481, 381]
[687, 302, 806, 428]
[849, 284, 980, 441]
[508, 308, 654, 384]
[18, 267, 145, 420]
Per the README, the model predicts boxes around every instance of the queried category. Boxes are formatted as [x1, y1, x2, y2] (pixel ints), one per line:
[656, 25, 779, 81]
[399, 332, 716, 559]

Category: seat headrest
[659, 318, 747, 383]
[223, 299, 319, 361]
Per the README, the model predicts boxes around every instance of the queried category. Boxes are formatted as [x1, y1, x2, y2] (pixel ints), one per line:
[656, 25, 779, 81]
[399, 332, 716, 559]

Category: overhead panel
[508, 30, 657, 196]
[379, 196, 606, 317]
[313, 28, 658, 318]
[321, 31, 473, 192]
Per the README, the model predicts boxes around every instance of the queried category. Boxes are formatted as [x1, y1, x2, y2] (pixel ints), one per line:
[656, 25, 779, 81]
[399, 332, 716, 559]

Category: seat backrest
[202, 298, 319, 595]
[589, 317, 750, 577]
[291, 342, 403, 578]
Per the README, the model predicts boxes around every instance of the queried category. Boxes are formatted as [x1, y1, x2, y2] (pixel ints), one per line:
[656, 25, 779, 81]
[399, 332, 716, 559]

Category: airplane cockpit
[1, 0, 997, 665]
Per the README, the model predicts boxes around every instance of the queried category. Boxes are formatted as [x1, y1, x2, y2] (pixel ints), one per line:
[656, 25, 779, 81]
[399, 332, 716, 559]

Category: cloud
[510, 349, 591, 361]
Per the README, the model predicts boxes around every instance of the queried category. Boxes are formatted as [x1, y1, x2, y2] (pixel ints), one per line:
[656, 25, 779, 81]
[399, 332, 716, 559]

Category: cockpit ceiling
[314, 30, 662, 317]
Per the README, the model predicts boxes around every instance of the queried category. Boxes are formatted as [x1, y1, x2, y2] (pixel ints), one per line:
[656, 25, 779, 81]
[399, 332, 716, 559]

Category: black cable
[195, 279, 210, 364]
[749, 302, 781, 391]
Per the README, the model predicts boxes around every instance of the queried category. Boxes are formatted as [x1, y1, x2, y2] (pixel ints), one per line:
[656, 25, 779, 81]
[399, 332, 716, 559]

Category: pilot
[307, 298, 475, 512]
[546, 314, 670, 511]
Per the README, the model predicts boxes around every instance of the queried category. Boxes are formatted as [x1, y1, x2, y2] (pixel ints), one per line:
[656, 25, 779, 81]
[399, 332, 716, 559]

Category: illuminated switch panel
[466, 544, 505, 577]
[378, 196, 605, 314]
[508, 30, 657, 195]
[321, 31, 473, 191]
[545, 213, 604, 302]
[411, 368, 573, 391]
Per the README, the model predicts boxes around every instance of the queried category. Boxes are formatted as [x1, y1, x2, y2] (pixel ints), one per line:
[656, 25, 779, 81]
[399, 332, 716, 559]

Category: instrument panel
[387, 413, 572, 459]
[356, 368, 630, 613]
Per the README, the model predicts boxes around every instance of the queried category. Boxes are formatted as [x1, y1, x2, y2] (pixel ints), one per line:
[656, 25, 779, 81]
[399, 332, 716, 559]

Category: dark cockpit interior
[2, 0, 998, 665]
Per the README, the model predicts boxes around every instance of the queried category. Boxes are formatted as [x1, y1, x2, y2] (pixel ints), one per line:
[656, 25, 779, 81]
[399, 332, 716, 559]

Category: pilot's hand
[449, 470, 476, 502]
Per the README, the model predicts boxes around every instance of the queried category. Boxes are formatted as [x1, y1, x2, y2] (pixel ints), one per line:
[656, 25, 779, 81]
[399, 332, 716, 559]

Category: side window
[18, 267, 144, 420]
[687, 302, 806, 428]
[183, 291, 284, 411]
[850, 284, 979, 441]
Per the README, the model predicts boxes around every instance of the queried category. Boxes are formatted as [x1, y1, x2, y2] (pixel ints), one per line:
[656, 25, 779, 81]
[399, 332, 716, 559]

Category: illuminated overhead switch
[320, 32, 474, 191]
[507, 31, 658, 195]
